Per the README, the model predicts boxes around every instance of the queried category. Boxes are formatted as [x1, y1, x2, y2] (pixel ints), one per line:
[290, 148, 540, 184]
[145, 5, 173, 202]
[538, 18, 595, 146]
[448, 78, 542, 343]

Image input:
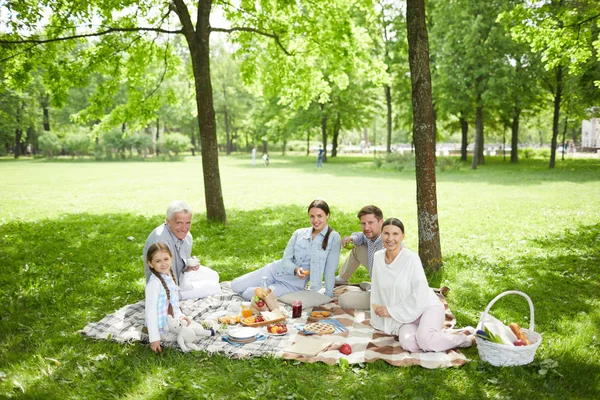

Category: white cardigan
[370, 247, 441, 335]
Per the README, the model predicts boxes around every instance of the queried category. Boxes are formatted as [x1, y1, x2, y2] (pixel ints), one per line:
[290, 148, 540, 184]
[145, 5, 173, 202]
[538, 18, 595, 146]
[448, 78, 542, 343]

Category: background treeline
[1, 0, 599, 162]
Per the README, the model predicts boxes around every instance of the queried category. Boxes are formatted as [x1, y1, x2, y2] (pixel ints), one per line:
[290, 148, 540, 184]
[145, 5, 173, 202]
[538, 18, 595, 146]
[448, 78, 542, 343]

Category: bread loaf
[509, 322, 532, 345]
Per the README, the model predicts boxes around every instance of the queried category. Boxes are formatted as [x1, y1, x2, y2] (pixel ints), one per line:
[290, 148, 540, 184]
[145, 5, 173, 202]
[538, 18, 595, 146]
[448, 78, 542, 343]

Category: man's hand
[184, 265, 200, 272]
[342, 236, 353, 247]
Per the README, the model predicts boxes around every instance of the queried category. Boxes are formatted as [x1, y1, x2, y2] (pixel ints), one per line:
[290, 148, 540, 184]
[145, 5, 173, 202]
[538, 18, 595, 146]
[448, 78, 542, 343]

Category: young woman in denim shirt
[231, 199, 341, 299]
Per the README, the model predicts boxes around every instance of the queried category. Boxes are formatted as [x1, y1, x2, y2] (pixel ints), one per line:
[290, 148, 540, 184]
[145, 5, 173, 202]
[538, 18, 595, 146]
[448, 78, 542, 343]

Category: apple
[339, 343, 352, 355]
[514, 339, 525, 346]
[345, 241, 355, 250]
[256, 299, 265, 308]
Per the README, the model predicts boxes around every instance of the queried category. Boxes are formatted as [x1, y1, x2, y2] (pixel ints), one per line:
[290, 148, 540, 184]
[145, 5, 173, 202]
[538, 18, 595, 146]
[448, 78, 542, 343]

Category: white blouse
[370, 247, 441, 335]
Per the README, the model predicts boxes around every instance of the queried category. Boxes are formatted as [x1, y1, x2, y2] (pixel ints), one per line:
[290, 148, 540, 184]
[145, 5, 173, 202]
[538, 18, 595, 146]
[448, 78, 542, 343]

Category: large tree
[406, 0, 442, 270]
[503, 0, 600, 168]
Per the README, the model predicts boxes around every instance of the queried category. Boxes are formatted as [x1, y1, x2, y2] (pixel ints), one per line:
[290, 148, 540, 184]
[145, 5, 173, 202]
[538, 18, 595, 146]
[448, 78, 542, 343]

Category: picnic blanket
[80, 282, 468, 369]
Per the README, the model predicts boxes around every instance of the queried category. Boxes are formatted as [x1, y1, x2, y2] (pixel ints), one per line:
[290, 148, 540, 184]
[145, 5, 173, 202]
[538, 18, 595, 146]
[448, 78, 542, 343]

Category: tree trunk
[320, 103, 328, 163]
[406, 0, 443, 271]
[282, 139, 287, 156]
[41, 94, 51, 132]
[14, 101, 24, 159]
[471, 102, 484, 169]
[262, 140, 268, 154]
[511, 108, 520, 163]
[190, 119, 196, 156]
[306, 130, 310, 156]
[385, 84, 392, 153]
[459, 115, 468, 161]
[561, 110, 568, 161]
[175, 0, 226, 222]
[223, 83, 231, 155]
[549, 66, 563, 169]
[331, 113, 340, 157]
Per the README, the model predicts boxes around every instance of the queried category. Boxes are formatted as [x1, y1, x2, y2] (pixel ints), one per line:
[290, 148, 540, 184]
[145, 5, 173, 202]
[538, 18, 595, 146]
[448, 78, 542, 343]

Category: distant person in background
[252, 146, 257, 167]
[316, 145, 324, 168]
[262, 152, 269, 166]
[143, 200, 220, 300]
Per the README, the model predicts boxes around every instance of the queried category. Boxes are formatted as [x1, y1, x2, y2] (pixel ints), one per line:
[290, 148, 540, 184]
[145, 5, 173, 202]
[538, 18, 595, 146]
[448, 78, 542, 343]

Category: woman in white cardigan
[370, 218, 473, 352]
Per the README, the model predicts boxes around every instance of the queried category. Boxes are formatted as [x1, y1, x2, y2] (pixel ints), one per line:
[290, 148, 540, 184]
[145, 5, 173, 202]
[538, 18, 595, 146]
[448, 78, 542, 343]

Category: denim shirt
[272, 225, 341, 297]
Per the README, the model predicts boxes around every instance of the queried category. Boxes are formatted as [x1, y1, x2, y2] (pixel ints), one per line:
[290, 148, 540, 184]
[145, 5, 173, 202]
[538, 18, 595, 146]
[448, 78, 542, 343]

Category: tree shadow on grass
[0, 212, 598, 398]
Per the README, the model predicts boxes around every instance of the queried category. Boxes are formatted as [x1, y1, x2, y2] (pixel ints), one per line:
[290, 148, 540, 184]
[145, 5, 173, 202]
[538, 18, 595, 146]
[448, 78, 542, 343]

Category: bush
[158, 132, 192, 156]
[436, 156, 462, 172]
[519, 147, 551, 159]
[373, 152, 416, 172]
[63, 133, 91, 158]
[38, 132, 62, 158]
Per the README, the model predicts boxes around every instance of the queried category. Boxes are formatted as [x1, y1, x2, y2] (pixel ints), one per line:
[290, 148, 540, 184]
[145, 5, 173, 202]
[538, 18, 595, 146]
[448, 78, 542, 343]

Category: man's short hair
[357, 205, 383, 220]
[166, 200, 193, 221]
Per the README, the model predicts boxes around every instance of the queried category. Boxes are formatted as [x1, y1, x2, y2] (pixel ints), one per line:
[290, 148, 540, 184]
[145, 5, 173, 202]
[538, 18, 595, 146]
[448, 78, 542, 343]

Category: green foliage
[519, 147, 551, 159]
[373, 152, 416, 172]
[63, 132, 92, 158]
[158, 132, 191, 156]
[37, 132, 62, 158]
[0, 156, 599, 399]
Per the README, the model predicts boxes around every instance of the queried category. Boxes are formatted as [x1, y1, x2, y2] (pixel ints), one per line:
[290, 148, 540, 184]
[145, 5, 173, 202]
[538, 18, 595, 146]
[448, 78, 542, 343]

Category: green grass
[1, 155, 599, 399]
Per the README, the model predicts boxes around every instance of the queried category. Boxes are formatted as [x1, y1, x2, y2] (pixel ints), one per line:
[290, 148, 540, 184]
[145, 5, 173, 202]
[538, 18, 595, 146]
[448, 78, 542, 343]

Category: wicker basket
[475, 290, 542, 366]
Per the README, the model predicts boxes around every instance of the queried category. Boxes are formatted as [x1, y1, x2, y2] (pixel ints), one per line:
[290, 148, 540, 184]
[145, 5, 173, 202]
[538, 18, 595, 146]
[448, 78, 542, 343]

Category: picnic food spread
[218, 315, 241, 325]
[303, 322, 335, 335]
[310, 310, 331, 318]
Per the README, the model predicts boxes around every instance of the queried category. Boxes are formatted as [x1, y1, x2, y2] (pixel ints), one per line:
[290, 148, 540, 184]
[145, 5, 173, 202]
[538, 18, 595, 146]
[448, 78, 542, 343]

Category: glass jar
[292, 300, 302, 318]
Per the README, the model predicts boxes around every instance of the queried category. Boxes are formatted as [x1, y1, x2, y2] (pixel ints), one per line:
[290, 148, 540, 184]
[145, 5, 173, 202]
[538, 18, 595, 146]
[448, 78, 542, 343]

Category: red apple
[256, 299, 265, 308]
[339, 343, 352, 355]
[514, 339, 525, 346]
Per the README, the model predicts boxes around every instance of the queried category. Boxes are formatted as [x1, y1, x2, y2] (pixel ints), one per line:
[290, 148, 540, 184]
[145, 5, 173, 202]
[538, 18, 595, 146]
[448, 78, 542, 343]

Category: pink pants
[398, 305, 472, 352]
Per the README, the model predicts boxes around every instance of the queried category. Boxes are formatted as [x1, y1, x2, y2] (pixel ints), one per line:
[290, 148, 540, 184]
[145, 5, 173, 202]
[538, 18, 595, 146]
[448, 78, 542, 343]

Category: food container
[292, 300, 302, 318]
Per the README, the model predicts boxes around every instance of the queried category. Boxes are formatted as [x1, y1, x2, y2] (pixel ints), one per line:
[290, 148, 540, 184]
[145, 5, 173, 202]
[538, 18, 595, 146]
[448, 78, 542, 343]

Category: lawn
[0, 154, 599, 399]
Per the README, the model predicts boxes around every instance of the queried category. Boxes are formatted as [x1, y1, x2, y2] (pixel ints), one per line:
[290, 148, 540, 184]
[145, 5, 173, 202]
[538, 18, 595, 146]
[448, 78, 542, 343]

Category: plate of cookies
[309, 310, 332, 320]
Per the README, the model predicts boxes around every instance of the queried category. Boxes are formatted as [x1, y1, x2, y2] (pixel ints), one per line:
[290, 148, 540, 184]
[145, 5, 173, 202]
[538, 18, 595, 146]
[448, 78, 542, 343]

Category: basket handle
[476, 290, 535, 333]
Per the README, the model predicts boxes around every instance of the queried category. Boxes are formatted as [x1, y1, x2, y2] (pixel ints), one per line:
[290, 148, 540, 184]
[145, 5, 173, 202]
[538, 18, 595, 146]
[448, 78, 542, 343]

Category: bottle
[260, 276, 269, 291]
[292, 300, 302, 318]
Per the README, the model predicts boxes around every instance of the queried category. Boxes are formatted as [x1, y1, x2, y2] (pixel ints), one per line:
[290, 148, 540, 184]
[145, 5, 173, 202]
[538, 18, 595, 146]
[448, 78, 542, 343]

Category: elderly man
[336, 205, 384, 310]
[143, 200, 220, 299]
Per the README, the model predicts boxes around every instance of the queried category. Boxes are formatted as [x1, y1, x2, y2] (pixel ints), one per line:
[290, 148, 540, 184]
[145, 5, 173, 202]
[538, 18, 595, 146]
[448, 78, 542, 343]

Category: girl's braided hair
[147, 242, 177, 308]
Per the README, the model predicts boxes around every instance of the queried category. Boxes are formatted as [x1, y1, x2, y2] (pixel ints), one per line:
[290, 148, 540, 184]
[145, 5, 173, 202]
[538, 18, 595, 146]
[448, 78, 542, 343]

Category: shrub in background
[64, 133, 91, 158]
[159, 132, 191, 156]
[38, 132, 62, 158]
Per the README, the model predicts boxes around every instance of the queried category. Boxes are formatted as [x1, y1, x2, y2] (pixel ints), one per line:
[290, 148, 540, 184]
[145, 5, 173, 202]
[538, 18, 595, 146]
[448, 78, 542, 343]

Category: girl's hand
[181, 316, 191, 326]
[375, 306, 390, 318]
[295, 267, 309, 279]
[150, 341, 163, 354]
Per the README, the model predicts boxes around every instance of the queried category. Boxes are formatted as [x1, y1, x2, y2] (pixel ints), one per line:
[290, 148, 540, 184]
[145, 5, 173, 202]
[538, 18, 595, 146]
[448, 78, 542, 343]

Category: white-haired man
[143, 200, 220, 299]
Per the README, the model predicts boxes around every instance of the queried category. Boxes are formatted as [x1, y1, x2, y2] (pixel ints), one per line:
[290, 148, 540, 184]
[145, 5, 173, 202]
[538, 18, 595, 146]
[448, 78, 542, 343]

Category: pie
[304, 322, 335, 335]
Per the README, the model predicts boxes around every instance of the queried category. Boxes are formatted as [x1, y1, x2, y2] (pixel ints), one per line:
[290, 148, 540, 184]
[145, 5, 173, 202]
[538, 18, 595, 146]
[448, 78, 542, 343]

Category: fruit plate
[241, 315, 287, 327]
[269, 330, 289, 336]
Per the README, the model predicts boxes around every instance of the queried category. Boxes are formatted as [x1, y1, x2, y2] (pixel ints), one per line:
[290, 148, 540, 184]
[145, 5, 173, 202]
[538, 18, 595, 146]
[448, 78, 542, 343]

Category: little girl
[145, 241, 190, 354]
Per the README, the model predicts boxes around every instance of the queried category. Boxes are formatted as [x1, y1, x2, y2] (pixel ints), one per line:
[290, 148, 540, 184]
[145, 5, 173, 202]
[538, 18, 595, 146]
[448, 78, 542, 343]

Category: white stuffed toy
[166, 315, 214, 352]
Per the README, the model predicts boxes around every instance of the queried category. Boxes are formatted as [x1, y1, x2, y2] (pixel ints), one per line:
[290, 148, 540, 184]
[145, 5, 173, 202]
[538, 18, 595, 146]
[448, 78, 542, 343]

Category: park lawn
[0, 155, 599, 399]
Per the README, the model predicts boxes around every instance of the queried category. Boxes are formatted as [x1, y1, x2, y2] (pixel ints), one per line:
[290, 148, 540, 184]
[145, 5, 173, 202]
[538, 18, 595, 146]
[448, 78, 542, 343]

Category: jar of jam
[292, 300, 302, 318]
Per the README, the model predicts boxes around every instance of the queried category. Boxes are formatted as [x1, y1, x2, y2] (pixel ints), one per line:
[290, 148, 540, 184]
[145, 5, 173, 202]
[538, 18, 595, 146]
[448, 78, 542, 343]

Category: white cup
[186, 257, 200, 267]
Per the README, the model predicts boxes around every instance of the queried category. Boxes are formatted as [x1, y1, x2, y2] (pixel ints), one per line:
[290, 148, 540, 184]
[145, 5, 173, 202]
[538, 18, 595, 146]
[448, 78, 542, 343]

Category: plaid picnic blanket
[80, 283, 468, 368]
